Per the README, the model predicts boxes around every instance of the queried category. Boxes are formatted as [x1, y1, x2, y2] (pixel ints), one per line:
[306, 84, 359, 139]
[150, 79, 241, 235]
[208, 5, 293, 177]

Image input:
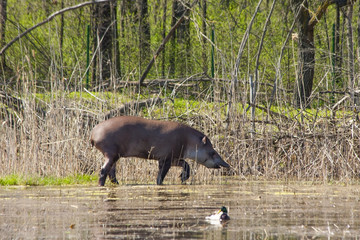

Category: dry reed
[1, 75, 360, 185]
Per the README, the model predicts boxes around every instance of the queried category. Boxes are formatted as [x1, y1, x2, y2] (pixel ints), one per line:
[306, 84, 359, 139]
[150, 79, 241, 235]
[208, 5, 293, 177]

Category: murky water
[1, 180, 360, 239]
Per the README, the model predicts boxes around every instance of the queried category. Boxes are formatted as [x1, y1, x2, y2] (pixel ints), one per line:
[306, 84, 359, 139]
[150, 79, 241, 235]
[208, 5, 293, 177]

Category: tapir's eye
[210, 151, 216, 157]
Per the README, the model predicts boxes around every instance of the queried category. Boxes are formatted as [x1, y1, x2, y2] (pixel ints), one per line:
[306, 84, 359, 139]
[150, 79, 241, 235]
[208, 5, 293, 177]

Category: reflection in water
[0, 181, 360, 239]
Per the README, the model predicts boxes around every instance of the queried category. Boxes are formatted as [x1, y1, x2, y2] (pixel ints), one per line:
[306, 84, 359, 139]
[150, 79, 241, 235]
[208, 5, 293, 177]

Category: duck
[205, 206, 230, 223]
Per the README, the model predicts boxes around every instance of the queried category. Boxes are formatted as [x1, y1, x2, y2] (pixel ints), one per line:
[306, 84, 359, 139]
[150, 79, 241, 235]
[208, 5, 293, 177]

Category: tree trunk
[169, 0, 191, 77]
[333, 4, 342, 88]
[161, 0, 167, 78]
[120, 0, 137, 77]
[169, 0, 180, 77]
[357, 1, 360, 83]
[291, 0, 354, 108]
[111, 0, 121, 81]
[346, 5, 356, 109]
[138, 0, 150, 74]
[91, 0, 118, 87]
[292, 0, 315, 108]
[0, 0, 7, 71]
[201, 0, 207, 75]
[180, 0, 191, 76]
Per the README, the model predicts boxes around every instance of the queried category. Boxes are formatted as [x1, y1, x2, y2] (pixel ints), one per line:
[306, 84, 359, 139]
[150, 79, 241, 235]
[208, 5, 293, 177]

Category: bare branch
[0, 0, 111, 55]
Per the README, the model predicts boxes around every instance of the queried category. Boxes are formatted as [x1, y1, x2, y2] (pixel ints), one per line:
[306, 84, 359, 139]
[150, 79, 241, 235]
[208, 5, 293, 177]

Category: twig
[332, 95, 349, 110]
[83, 88, 106, 103]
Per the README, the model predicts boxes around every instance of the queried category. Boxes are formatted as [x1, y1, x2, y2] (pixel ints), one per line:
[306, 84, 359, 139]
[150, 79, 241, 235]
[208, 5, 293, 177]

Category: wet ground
[1, 180, 360, 239]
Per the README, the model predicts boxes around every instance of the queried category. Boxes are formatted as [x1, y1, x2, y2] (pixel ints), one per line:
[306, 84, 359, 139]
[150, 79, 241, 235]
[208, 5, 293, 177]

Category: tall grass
[2, 73, 360, 184]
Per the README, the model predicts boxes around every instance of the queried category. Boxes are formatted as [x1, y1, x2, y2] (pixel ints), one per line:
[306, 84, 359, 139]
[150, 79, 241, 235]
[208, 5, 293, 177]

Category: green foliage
[0, 174, 98, 186]
[3, 0, 357, 106]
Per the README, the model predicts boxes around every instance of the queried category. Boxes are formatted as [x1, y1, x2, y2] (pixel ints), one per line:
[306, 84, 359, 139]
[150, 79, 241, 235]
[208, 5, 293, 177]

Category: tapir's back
[90, 116, 191, 159]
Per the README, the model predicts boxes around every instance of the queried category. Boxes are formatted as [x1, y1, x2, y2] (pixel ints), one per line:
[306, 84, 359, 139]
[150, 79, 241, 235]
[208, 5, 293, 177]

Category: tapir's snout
[213, 158, 230, 169]
[218, 160, 230, 168]
[202, 153, 230, 169]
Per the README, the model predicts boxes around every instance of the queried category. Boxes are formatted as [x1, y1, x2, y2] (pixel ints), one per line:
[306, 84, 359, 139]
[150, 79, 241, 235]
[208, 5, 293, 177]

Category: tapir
[90, 116, 230, 186]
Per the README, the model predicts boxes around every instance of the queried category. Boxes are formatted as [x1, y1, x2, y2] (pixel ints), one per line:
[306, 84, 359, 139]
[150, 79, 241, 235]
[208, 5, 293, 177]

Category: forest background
[1, 0, 360, 184]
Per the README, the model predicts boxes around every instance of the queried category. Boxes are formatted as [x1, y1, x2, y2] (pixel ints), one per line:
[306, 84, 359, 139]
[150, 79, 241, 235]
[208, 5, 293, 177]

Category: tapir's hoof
[110, 178, 119, 185]
[180, 172, 190, 183]
[98, 176, 106, 186]
[156, 178, 164, 185]
[98, 182, 105, 187]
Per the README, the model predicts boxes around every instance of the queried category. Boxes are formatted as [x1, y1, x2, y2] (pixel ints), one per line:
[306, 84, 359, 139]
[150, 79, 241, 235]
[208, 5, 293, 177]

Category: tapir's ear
[202, 136, 207, 145]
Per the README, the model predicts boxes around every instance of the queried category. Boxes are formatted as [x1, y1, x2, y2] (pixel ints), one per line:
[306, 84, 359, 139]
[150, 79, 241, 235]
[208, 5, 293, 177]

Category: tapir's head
[184, 135, 230, 169]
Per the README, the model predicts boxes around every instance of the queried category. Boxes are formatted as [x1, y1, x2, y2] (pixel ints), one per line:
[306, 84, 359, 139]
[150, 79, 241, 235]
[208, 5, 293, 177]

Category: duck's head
[220, 206, 228, 214]
[219, 206, 230, 222]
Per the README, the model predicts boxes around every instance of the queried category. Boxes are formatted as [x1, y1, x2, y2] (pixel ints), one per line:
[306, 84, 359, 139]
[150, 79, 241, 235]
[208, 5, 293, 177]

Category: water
[1, 180, 360, 239]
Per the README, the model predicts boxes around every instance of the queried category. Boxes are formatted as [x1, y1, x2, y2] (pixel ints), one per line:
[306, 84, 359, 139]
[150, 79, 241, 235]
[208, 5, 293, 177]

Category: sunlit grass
[0, 174, 98, 186]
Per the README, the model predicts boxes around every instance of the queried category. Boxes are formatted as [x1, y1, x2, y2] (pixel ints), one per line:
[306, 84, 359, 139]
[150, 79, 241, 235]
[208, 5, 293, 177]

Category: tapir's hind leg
[157, 158, 171, 185]
[99, 153, 119, 186]
[173, 159, 190, 183]
[108, 162, 119, 184]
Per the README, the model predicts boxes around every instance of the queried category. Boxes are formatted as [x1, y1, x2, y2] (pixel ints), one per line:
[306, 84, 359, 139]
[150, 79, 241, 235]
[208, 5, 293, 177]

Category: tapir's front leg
[173, 159, 190, 183]
[157, 158, 171, 185]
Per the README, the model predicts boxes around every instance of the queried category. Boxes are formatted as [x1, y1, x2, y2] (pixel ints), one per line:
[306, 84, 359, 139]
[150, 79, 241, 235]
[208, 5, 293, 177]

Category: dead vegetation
[1, 80, 360, 184]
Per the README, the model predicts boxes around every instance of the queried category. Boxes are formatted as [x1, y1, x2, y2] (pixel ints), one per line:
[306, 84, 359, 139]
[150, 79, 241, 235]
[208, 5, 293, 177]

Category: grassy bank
[0, 174, 98, 186]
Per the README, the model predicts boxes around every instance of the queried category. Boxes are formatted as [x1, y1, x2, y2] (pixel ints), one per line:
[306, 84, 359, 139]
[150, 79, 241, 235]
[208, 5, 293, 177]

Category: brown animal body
[90, 116, 230, 186]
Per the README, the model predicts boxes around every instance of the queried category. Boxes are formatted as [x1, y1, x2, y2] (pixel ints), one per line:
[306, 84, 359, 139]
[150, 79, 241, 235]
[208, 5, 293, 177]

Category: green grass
[0, 174, 98, 186]
[31, 91, 354, 124]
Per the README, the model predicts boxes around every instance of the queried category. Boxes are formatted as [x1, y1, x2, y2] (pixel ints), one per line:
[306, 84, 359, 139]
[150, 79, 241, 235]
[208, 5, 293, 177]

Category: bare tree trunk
[91, 0, 118, 87]
[292, 0, 315, 109]
[169, 0, 181, 77]
[120, 0, 137, 77]
[161, 0, 167, 77]
[138, 0, 150, 74]
[59, 0, 64, 81]
[201, 0, 207, 75]
[346, 5, 356, 110]
[169, 0, 191, 77]
[357, 1, 360, 90]
[169, 0, 180, 77]
[333, 4, 342, 88]
[120, 0, 137, 38]
[291, 0, 353, 108]
[111, 0, 121, 81]
[0, 0, 7, 71]
[180, 0, 191, 76]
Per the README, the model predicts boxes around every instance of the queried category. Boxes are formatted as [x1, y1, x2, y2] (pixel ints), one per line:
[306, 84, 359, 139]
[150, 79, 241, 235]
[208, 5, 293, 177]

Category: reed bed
[1, 77, 360, 184]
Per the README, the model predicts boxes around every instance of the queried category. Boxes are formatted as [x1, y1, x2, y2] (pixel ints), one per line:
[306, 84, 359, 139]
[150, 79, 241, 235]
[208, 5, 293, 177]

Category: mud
[1, 180, 360, 239]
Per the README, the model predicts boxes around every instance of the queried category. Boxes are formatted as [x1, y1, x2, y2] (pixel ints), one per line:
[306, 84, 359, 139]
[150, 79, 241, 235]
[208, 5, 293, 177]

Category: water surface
[1, 180, 360, 239]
